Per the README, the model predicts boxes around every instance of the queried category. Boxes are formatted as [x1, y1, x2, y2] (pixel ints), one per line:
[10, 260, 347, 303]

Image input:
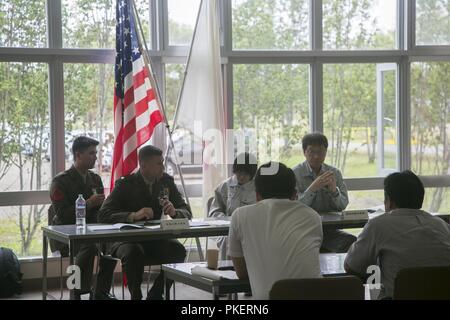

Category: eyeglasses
[305, 148, 326, 156]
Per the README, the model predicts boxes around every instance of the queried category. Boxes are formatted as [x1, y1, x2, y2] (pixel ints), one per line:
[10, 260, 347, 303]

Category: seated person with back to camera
[345, 170, 450, 299]
[228, 162, 323, 300]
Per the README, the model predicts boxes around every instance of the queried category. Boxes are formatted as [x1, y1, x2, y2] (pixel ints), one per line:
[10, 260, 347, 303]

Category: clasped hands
[309, 170, 337, 193]
[131, 201, 176, 222]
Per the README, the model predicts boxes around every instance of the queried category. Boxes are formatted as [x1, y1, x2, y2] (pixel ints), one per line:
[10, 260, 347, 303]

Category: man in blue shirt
[345, 170, 450, 299]
[292, 132, 356, 253]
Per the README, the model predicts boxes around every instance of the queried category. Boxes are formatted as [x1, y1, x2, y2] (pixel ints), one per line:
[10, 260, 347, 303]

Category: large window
[63, 0, 150, 48]
[0, 62, 50, 192]
[423, 187, 450, 214]
[165, 63, 185, 123]
[411, 62, 450, 177]
[232, 0, 310, 50]
[0, 0, 47, 47]
[323, 63, 397, 178]
[323, 0, 397, 50]
[233, 64, 309, 165]
[168, 0, 200, 46]
[64, 63, 115, 188]
[416, 0, 450, 46]
[0, 205, 49, 257]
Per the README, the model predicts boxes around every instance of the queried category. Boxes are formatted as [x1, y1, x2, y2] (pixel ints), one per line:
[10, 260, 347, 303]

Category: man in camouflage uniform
[49, 136, 116, 300]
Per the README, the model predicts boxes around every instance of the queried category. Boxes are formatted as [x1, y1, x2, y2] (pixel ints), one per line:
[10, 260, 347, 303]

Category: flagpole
[130, 0, 206, 262]
[130, 0, 190, 207]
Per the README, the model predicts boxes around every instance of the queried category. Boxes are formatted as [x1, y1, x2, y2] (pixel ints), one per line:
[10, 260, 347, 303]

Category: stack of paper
[191, 266, 238, 280]
[87, 223, 144, 231]
[204, 220, 230, 226]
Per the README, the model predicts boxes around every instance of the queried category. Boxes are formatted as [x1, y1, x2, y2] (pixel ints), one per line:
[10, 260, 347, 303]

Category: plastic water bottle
[75, 194, 86, 229]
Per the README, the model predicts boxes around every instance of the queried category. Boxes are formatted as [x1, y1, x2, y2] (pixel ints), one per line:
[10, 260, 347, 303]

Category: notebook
[87, 223, 145, 231]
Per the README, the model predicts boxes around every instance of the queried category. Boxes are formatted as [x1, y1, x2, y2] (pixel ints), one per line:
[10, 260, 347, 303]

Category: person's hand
[326, 173, 337, 193]
[309, 171, 334, 192]
[87, 194, 105, 208]
[133, 207, 154, 221]
[161, 199, 176, 218]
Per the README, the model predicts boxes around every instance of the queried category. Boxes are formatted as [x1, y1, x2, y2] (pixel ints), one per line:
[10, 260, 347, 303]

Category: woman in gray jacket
[208, 153, 258, 259]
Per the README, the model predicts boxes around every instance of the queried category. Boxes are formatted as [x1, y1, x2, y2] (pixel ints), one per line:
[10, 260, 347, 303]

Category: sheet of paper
[189, 221, 211, 227]
[144, 225, 160, 230]
[204, 220, 230, 226]
[191, 265, 238, 280]
[87, 225, 117, 231]
[87, 223, 144, 231]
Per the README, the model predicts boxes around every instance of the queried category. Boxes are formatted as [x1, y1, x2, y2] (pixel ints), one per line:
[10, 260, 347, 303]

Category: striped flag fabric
[110, 0, 163, 190]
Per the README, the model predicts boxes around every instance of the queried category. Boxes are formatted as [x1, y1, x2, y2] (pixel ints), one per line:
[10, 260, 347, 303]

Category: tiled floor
[5, 281, 252, 301]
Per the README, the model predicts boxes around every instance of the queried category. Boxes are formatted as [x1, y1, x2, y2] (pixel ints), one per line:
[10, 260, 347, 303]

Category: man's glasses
[305, 149, 326, 156]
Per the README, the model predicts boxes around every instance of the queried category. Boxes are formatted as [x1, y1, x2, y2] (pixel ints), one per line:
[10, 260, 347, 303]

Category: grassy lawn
[280, 148, 392, 178]
[0, 214, 46, 257]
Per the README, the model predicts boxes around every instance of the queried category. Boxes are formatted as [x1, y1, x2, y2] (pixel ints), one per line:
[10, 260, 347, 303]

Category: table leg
[212, 286, 219, 300]
[69, 240, 75, 300]
[173, 281, 176, 300]
[164, 274, 170, 300]
[42, 234, 48, 300]
[93, 243, 101, 297]
[195, 237, 204, 261]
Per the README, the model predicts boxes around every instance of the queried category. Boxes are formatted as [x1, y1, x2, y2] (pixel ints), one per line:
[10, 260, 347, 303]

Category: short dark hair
[384, 170, 425, 209]
[254, 162, 296, 200]
[72, 136, 99, 160]
[302, 132, 328, 152]
[232, 153, 258, 178]
[138, 145, 163, 163]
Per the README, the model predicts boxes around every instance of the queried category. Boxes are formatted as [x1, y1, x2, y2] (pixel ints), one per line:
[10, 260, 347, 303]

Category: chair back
[270, 276, 364, 300]
[393, 265, 450, 300]
[206, 196, 214, 216]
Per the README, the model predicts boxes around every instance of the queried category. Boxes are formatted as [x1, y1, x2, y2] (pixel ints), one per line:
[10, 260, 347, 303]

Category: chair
[269, 276, 364, 300]
[47, 206, 68, 300]
[106, 253, 185, 300]
[393, 265, 450, 300]
[207, 196, 214, 215]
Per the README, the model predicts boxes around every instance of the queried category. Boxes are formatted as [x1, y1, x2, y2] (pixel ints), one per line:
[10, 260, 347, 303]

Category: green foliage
[169, 19, 195, 46]
[0, 0, 46, 47]
[232, 0, 309, 50]
[416, 0, 450, 44]
[165, 63, 185, 123]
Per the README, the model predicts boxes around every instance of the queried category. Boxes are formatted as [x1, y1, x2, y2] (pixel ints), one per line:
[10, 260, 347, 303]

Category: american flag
[111, 0, 163, 190]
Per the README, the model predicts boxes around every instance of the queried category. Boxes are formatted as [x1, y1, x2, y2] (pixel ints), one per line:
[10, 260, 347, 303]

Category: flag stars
[133, 47, 140, 55]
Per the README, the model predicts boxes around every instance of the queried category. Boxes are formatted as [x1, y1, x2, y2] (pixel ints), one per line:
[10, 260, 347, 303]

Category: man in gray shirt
[345, 170, 450, 299]
[292, 132, 355, 253]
